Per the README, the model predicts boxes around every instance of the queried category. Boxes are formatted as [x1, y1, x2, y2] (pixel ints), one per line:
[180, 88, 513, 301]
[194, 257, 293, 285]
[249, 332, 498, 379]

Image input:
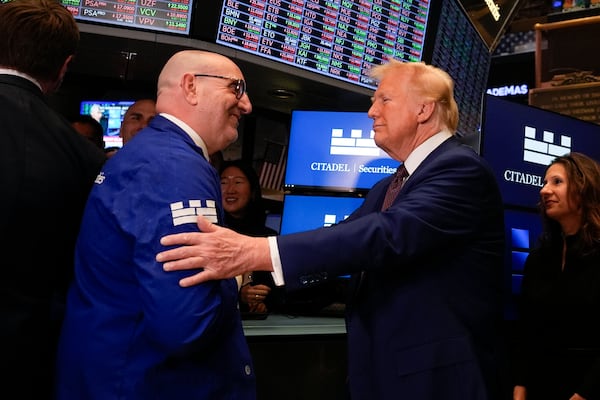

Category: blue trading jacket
[55, 116, 255, 400]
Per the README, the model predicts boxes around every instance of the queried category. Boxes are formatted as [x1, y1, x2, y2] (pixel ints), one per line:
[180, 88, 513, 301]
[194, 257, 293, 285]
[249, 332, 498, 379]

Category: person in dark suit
[156, 60, 508, 400]
[0, 0, 106, 398]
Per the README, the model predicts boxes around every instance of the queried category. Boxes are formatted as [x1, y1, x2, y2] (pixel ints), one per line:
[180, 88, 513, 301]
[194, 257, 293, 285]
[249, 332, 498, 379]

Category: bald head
[120, 99, 156, 145]
[155, 50, 252, 156]
[157, 51, 239, 105]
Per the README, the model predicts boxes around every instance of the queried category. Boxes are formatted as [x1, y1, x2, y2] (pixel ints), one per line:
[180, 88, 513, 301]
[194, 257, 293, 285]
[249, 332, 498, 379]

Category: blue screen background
[285, 111, 400, 191]
[280, 194, 365, 235]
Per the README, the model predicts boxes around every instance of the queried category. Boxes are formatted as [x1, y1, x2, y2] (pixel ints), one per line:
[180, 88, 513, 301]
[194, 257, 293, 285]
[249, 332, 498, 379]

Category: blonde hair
[369, 60, 459, 133]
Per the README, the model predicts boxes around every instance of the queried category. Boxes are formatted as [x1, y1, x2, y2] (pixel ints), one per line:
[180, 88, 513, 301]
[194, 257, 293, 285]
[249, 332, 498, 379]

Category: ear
[43, 55, 74, 94]
[416, 102, 435, 123]
[59, 55, 73, 80]
[180, 73, 198, 105]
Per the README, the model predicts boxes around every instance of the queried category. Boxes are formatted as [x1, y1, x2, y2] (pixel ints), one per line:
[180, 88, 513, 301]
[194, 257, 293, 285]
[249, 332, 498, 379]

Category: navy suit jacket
[0, 74, 106, 397]
[278, 137, 508, 400]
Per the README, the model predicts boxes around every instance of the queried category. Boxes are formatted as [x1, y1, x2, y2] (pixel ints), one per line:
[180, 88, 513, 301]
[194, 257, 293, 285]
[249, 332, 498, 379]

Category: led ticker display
[60, 0, 194, 35]
[216, 0, 432, 89]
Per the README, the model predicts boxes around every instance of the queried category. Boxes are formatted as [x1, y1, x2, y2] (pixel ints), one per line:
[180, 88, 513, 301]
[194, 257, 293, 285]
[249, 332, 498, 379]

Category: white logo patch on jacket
[170, 200, 217, 226]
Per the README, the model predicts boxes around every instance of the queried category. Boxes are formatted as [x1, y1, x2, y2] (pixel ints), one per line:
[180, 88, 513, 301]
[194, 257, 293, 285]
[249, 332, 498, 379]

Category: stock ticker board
[60, 0, 194, 35]
[216, 0, 432, 89]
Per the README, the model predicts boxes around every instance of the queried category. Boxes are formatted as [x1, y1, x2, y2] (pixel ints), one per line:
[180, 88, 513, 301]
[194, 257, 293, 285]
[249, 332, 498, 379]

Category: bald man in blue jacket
[56, 50, 256, 399]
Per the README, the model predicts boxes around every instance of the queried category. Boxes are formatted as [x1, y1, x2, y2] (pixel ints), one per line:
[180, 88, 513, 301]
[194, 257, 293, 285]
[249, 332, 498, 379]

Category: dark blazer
[277, 137, 507, 400]
[0, 74, 106, 398]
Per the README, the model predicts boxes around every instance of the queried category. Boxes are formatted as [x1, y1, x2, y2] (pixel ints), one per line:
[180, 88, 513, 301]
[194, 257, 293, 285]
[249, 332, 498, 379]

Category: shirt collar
[403, 130, 453, 175]
[0, 68, 42, 91]
[159, 113, 209, 160]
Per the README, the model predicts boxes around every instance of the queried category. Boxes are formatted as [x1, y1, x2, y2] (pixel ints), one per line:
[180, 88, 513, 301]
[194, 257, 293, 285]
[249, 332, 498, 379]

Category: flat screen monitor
[60, 0, 194, 35]
[279, 193, 365, 235]
[427, 0, 492, 138]
[458, 0, 524, 53]
[503, 207, 542, 320]
[481, 94, 600, 209]
[278, 193, 362, 311]
[284, 110, 400, 192]
[80, 100, 134, 149]
[212, 0, 436, 89]
[486, 52, 534, 105]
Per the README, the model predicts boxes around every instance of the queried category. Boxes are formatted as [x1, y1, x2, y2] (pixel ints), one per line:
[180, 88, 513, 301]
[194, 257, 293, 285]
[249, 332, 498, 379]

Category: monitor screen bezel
[61, 0, 196, 37]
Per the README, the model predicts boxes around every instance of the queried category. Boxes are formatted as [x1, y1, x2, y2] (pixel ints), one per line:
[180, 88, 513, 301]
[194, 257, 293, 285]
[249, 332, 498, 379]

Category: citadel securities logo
[309, 127, 396, 174]
[169, 200, 218, 226]
[504, 125, 572, 188]
[329, 128, 384, 157]
[323, 212, 353, 227]
[522, 125, 571, 166]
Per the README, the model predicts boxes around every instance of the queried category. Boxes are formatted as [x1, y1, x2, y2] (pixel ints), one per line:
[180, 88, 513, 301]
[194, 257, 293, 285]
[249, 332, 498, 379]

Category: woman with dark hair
[512, 152, 600, 400]
[219, 159, 280, 314]
[220, 159, 275, 236]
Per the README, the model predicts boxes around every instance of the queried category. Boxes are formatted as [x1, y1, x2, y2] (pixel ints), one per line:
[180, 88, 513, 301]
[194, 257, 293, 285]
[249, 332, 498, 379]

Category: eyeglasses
[194, 74, 246, 99]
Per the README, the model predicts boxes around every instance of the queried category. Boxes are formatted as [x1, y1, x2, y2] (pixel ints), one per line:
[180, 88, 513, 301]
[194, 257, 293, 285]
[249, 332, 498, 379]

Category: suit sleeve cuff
[268, 236, 285, 286]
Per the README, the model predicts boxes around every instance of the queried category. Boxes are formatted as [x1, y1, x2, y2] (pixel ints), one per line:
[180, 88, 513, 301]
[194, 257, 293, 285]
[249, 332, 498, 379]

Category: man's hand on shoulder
[157, 216, 273, 287]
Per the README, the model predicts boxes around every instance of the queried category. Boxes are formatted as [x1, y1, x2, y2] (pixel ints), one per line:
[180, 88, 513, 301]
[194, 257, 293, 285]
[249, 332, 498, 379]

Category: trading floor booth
[244, 315, 348, 400]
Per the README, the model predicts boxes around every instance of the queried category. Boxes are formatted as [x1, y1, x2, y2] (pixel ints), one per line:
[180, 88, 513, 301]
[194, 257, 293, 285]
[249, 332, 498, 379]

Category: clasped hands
[240, 283, 271, 313]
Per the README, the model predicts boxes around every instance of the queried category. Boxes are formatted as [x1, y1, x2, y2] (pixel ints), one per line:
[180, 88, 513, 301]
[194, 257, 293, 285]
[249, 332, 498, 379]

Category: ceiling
[61, 24, 375, 118]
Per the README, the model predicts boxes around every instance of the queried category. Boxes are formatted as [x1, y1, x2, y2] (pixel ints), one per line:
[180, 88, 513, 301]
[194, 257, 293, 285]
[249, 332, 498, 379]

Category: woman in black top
[512, 152, 600, 400]
[219, 160, 280, 313]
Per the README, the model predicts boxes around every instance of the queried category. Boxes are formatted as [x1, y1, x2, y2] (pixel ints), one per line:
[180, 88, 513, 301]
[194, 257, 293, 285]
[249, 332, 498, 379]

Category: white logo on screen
[330, 128, 386, 157]
[523, 125, 571, 166]
[170, 200, 218, 226]
[323, 213, 351, 227]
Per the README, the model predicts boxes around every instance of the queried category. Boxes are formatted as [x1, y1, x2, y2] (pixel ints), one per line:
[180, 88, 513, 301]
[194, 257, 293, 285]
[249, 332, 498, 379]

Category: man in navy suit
[157, 60, 508, 400]
[0, 1, 106, 398]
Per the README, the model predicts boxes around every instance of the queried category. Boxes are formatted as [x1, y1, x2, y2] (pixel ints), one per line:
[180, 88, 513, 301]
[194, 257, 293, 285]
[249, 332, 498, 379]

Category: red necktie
[381, 164, 408, 210]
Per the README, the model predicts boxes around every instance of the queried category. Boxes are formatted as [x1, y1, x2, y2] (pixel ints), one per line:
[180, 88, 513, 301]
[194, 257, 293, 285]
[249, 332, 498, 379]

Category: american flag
[259, 141, 287, 191]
